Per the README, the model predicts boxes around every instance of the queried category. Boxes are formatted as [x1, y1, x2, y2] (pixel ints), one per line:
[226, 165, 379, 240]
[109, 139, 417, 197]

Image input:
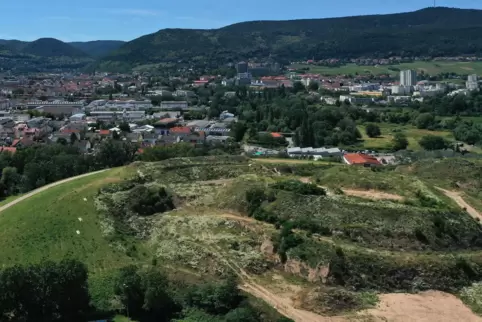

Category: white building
[339, 95, 374, 105]
[466, 74, 479, 91]
[391, 85, 411, 95]
[400, 70, 417, 87]
[90, 110, 146, 122]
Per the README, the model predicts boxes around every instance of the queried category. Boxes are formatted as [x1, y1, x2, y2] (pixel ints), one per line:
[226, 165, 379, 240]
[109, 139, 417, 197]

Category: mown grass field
[292, 61, 482, 76]
[354, 123, 480, 151]
[0, 168, 139, 270]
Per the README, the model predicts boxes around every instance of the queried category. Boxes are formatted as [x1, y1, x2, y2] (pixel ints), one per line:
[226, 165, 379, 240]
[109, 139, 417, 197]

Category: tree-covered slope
[95, 7, 482, 71]
[69, 40, 126, 57]
[22, 38, 89, 57]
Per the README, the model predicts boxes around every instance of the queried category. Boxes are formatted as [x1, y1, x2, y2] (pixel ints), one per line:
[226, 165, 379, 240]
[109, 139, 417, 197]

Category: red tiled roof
[271, 132, 283, 138]
[157, 118, 178, 124]
[99, 130, 110, 135]
[170, 126, 191, 134]
[343, 153, 381, 166]
[11, 139, 20, 147]
[61, 129, 81, 134]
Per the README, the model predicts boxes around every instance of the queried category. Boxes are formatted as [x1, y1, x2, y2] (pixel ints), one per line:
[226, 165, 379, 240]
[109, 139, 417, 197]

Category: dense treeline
[0, 260, 291, 322]
[209, 85, 375, 148]
[0, 259, 90, 322]
[0, 140, 137, 199]
[96, 8, 482, 70]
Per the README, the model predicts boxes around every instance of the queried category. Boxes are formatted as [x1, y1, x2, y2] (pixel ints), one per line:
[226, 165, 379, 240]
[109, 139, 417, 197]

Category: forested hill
[94, 7, 482, 71]
[69, 40, 126, 57]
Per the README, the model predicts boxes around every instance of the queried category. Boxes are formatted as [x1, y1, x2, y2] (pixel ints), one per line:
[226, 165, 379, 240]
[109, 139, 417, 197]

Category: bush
[418, 135, 448, 151]
[365, 123, 381, 138]
[128, 186, 175, 216]
[270, 180, 326, 196]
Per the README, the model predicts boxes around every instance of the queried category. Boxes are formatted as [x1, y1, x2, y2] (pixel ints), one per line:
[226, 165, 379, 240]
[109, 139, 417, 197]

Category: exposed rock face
[284, 258, 329, 283]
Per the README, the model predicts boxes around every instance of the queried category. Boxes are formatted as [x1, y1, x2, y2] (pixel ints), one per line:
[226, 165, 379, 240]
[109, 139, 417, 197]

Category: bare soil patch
[361, 291, 482, 322]
[342, 189, 404, 201]
[436, 187, 482, 221]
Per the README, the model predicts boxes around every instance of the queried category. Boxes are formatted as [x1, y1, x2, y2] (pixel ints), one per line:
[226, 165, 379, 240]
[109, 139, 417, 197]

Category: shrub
[128, 186, 175, 216]
[270, 180, 326, 196]
[365, 124, 381, 138]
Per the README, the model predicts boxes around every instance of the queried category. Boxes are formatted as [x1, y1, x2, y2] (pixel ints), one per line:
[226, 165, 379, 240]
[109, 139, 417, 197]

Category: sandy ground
[0, 170, 107, 213]
[362, 291, 482, 322]
[216, 213, 481, 322]
[436, 187, 482, 221]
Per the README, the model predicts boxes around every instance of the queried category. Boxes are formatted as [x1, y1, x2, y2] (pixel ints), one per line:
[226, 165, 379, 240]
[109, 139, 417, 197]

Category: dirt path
[0, 170, 107, 213]
[436, 187, 482, 221]
[213, 212, 480, 322]
[342, 189, 403, 201]
[299, 177, 403, 201]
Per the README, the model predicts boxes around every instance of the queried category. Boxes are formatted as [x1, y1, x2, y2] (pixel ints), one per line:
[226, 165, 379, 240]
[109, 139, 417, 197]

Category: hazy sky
[1, 0, 481, 42]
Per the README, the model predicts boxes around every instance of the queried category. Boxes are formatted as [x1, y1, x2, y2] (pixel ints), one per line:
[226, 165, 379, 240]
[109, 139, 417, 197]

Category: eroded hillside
[89, 156, 482, 321]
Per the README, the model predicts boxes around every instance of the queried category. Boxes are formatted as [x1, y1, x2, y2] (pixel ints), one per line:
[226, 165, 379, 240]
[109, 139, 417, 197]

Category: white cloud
[108, 9, 162, 16]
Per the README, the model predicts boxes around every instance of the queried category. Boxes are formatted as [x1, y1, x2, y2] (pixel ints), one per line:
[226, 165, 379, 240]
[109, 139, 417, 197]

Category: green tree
[0, 167, 20, 195]
[231, 122, 248, 142]
[70, 132, 78, 144]
[419, 135, 448, 150]
[392, 132, 409, 151]
[119, 122, 131, 132]
[415, 113, 436, 129]
[292, 81, 305, 93]
[365, 123, 381, 138]
[308, 82, 319, 91]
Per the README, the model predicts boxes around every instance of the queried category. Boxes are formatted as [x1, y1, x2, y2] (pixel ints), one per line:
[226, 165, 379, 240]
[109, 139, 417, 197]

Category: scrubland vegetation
[2, 155, 482, 320]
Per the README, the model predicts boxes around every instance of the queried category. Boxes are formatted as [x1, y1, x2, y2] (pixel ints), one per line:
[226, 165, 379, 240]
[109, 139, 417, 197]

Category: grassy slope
[292, 61, 482, 76]
[0, 168, 138, 270]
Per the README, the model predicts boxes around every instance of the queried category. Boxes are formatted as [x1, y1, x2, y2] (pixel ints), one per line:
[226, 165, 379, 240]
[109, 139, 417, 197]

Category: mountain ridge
[93, 7, 482, 71]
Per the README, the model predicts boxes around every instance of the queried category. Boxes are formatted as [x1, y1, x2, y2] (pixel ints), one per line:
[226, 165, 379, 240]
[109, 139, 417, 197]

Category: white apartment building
[391, 85, 411, 95]
[466, 74, 479, 91]
[400, 70, 417, 87]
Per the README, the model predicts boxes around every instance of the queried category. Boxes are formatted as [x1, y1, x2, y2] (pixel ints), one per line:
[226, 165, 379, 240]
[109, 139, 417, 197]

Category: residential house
[343, 153, 381, 166]
[73, 140, 92, 153]
[170, 126, 192, 139]
[132, 125, 155, 134]
[156, 118, 179, 127]
[152, 111, 180, 119]
[48, 132, 80, 144]
[187, 120, 210, 129]
[124, 132, 143, 143]
[160, 101, 188, 110]
[27, 117, 52, 138]
[156, 135, 180, 146]
[142, 133, 161, 146]
[287, 147, 342, 159]
[0, 118, 15, 138]
[184, 132, 205, 145]
[174, 90, 196, 98]
[206, 135, 231, 144]
[70, 113, 86, 122]
[11, 137, 35, 148]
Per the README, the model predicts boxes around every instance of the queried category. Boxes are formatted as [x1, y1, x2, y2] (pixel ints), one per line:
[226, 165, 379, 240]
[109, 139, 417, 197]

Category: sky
[1, 0, 482, 42]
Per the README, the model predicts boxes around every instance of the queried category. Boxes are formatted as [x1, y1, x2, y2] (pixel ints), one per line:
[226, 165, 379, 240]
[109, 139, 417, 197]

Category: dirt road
[436, 187, 482, 221]
[0, 170, 107, 213]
